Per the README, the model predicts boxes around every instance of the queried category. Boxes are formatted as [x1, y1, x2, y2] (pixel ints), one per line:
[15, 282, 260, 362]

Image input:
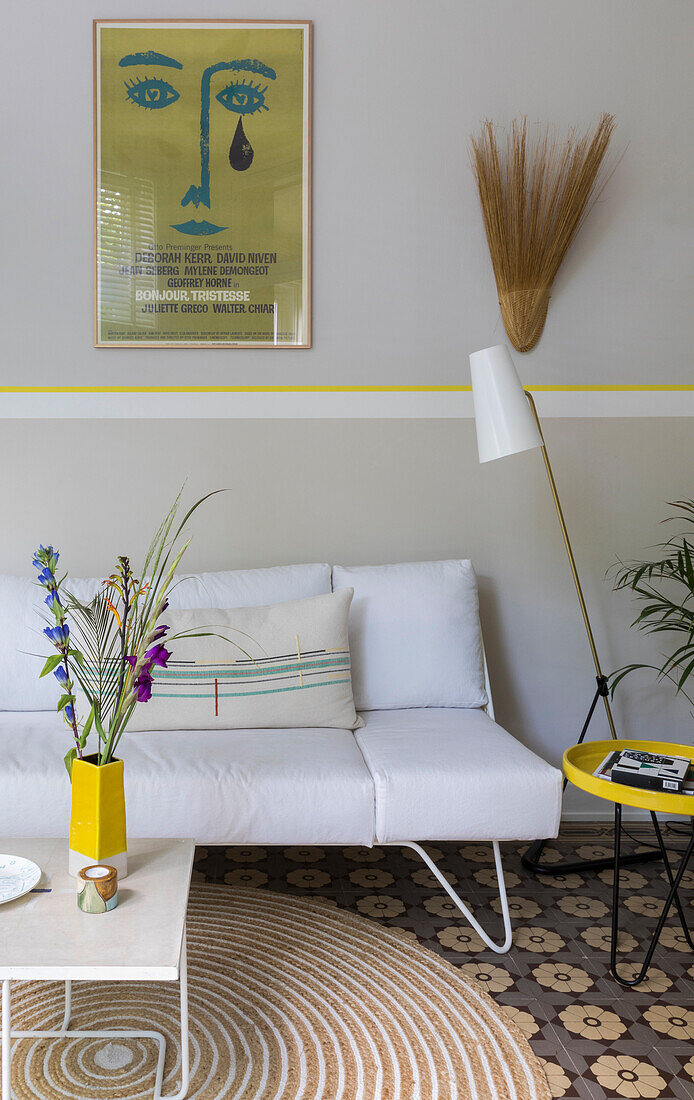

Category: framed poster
[94, 20, 311, 348]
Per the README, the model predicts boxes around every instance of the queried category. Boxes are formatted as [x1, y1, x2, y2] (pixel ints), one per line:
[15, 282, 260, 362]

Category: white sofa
[0, 560, 562, 952]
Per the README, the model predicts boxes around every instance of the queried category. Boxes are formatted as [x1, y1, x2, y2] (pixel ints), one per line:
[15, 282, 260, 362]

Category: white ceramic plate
[0, 854, 42, 905]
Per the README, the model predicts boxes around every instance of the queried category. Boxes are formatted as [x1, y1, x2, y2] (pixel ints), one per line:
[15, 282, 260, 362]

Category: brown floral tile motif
[558, 1005, 627, 1041]
[658, 926, 692, 953]
[588, 1054, 667, 1098]
[625, 895, 667, 918]
[575, 844, 614, 862]
[342, 845, 385, 863]
[501, 1004, 541, 1038]
[517, 844, 564, 864]
[402, 844, 444, 863]
[538, 1058, 577, 1097]
[283, 845, 326, 863]
[474, 866, 521, 889]
[436, 925, 486, 953]
[225, 845, 266, 862]
[355, 894, 405, 918]
[598, 868, 648, 889]
[348, 867, 394, 889]
[193, 823, 694, 1099]
[613, 963, 673, 993]
[224, 868, 268, 887]
[557, 894, 609, 919]
[491, 894, 542, 919]
[659, 867, 694, 890]
[541, 872, 586, 890]
[532, 962, 595, 994]
[423, 894, 463, 918]
[580, 925, 639, 953]
[459, 960, 516, 994]
[458, 843, 494, 863]
[410, 866, 458, 889]
[643, 1005, 694, 1040]
[513, 926, 566, 953]
[285, 868, 331, 889]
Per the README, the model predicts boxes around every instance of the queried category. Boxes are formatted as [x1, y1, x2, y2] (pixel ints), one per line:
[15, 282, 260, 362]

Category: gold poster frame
[94, 19, 312, 349]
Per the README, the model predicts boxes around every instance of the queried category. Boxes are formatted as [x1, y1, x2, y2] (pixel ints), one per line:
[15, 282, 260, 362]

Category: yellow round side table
[563, 739, 694, 986]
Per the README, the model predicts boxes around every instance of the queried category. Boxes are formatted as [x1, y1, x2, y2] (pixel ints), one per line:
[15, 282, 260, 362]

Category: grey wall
[1, 0, 692, 388]
[1, 1, 693, 819]
[1, 416, 692, 818]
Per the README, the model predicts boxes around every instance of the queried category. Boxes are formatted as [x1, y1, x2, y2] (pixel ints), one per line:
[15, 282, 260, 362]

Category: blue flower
[33, 546, 59, 570]
[44, 623, 69, 645]
[64, 704, 75, 723]
[54, 665, 69, 686]
[45, 591, 62, 612]
[37, 567, 55, 587]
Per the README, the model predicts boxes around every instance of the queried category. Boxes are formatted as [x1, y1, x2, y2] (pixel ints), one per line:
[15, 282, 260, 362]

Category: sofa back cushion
[332, 559, 488, 711]
[168, 563, 331, 610]
[0, 564, 331, 711]
[127, 589, 361, 731]
[0, 574, 104, 712]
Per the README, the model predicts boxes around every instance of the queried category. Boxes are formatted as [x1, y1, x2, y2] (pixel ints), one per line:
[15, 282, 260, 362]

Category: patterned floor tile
[194, 823, 694, 1098]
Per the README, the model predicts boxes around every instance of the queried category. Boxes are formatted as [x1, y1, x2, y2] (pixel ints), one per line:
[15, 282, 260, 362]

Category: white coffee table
[0, 837, 194, 1100]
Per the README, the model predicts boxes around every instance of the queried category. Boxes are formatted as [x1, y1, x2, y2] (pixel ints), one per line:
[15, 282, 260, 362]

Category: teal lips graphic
[171, 219, 227, 236]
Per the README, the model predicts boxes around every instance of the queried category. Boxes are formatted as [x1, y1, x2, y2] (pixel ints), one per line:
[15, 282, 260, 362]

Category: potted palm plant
[611, 499, 694, 710]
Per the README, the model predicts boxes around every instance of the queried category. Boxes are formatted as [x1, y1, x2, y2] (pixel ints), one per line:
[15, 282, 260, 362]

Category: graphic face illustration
[118, 49, 276, 236]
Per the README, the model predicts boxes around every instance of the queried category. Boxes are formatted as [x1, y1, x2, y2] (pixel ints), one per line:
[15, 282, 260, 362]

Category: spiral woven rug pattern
[5, 884, 549, 1099]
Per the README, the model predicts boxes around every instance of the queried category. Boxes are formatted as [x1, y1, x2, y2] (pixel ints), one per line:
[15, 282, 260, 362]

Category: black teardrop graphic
[229, 117, 254, 172]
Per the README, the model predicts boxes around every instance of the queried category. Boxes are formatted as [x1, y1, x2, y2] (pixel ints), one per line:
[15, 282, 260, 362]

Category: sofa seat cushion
[0, 712, 375, 846]
[356, 709, 562, 843]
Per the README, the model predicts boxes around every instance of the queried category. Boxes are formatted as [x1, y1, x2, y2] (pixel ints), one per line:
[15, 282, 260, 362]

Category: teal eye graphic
[125, 76, 180, 110]
[216, 80, 269, 116]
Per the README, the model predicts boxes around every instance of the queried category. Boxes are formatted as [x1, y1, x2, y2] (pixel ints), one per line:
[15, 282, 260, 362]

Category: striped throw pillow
[127, 589, 362, 731]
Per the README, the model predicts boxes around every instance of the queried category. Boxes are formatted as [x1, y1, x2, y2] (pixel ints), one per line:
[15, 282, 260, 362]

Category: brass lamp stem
[524, 391, 617, 739]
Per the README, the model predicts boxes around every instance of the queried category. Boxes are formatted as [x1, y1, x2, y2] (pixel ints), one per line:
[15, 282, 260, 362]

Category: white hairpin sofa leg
[388, 840, 513, 954]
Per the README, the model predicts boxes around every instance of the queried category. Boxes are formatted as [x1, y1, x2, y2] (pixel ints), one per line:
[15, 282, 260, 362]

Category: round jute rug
[7, 885, 550, 1099]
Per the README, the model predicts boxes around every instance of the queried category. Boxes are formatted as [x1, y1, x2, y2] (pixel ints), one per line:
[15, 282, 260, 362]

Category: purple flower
[149, 624, 169, 644]
[44, 623, 69, 645]
[145, 644, 171, 669]
[54, 665, 69, 686]
[133, 672, 153, 702]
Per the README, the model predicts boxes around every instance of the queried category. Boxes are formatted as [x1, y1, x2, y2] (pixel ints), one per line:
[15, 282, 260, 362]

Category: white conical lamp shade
[469, 345, 543, 463]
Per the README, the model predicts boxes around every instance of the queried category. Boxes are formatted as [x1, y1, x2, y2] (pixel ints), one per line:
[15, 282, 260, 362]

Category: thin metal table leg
[522, 683, 660, 877]
[651, 813, 694, 949]
[1, 981, 10, 1100]
[60, 981, 72, 1033]
[155, 925, 189, 1100]
[610, 803, 623, 979]
[3, 930, 190, 1100]
[179, 930, 190, 1099]
[610, 807, 694, 986]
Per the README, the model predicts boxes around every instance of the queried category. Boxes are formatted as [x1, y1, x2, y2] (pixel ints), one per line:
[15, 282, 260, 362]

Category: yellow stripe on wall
[1, 385, 694, 394]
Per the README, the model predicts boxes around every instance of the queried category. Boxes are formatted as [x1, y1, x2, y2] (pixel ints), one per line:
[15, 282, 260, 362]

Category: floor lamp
[468, 344, 659, 875]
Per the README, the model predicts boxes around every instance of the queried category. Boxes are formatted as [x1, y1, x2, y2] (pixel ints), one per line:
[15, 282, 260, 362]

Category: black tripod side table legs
[610, 805, 694, 986]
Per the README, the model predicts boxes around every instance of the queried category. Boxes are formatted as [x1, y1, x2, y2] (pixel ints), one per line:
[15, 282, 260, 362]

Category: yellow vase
[69, 754, 128, 879]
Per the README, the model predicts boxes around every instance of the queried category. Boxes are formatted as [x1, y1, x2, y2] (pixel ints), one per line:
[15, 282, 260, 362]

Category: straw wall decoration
[470, 114, 616, 352]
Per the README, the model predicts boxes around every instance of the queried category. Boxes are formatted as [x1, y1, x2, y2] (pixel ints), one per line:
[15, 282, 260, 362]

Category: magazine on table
[593, 748, 694, 794]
